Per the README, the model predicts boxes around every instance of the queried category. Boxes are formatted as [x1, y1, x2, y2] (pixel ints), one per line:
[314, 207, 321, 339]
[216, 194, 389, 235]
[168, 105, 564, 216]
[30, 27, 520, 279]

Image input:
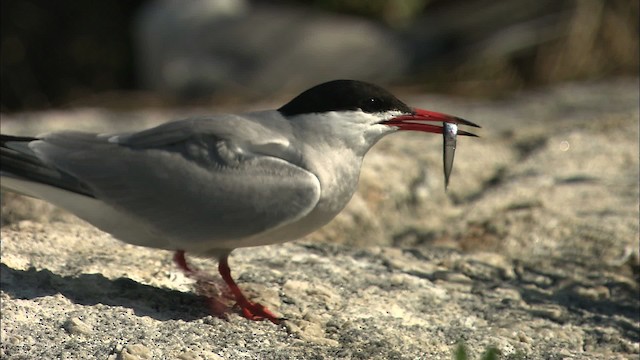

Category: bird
[0, 79, 479, 324]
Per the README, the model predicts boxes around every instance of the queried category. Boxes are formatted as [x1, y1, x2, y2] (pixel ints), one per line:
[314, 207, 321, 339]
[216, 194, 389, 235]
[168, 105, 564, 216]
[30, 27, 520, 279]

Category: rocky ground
[1, 78, 638, 359]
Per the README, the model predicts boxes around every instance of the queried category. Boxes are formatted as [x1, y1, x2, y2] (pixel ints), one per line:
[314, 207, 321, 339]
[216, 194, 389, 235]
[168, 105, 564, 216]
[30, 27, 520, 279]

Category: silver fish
[443, 122, 458, 190]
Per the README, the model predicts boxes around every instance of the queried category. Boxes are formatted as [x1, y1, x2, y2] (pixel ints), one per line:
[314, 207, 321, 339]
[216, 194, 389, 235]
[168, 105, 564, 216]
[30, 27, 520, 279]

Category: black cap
[278, 80, 411, 116]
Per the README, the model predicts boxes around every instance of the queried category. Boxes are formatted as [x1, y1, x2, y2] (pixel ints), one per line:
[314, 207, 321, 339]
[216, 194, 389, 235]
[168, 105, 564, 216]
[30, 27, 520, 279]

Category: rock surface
[2, 78, 639, 359]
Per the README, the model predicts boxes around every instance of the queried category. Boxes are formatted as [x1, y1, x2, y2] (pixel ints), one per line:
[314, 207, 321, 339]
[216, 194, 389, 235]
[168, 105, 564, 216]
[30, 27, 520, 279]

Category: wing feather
[8, 118, 319, 248]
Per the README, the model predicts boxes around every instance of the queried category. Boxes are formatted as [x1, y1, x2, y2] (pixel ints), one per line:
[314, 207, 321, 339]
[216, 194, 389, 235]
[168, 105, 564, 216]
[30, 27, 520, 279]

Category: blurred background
[1, 4, 638, 356]
[1, 0, 638, 112]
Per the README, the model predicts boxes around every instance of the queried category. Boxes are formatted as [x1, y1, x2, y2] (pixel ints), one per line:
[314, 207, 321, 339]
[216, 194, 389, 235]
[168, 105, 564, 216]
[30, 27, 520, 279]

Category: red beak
[383, 108, 480, 136]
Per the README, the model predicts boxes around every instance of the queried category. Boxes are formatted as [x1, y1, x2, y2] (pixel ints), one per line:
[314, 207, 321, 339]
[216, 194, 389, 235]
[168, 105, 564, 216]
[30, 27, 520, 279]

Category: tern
[1, 80, 479, 323]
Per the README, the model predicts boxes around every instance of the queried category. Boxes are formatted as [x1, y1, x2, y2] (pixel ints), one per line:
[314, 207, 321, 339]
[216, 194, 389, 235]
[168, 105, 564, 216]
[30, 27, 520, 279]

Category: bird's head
[278, 79, 480, 154]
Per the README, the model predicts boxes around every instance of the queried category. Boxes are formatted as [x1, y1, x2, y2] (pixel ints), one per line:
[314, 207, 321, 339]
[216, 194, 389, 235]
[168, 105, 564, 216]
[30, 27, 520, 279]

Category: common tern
[1, 80, 479, 323]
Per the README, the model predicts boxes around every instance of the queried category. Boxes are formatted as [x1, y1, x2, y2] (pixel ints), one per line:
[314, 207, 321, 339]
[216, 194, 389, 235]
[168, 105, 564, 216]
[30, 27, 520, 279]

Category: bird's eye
[360, 97, 382, 112]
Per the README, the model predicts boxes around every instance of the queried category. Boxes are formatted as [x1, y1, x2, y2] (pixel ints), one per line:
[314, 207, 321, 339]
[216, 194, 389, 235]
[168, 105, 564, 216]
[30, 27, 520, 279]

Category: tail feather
[1, 134, 94, 197]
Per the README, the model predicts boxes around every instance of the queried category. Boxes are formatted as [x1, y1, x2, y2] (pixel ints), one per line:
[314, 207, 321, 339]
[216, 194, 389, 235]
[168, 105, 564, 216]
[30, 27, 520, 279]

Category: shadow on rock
[391, 248, 639, 343]
[515, 261, 640, 341]
[0, 263, 210, 321]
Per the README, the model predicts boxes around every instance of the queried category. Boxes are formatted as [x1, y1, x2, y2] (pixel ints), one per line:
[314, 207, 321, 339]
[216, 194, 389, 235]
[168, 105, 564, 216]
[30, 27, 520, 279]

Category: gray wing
[31, 118, 320, 244]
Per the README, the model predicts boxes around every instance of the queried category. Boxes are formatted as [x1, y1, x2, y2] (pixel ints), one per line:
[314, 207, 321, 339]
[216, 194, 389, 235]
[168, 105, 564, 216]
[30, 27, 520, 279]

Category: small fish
[443, 122, 458, 190]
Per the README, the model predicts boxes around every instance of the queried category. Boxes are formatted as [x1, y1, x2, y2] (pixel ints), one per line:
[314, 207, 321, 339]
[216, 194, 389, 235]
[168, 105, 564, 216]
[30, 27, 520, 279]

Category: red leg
[173, 250, 193, 274]
[173, 250, 280, 324]
[218, 255, 280, 324]
[173, 250, 229, 319]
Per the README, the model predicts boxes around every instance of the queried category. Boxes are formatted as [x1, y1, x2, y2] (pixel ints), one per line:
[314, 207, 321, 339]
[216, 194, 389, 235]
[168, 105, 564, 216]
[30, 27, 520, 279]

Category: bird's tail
[2, 134, 44, 180]
[1, 134, 93, 197]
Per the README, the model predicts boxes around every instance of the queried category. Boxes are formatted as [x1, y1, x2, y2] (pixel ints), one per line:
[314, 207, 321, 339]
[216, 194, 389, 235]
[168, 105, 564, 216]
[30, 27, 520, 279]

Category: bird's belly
[242, 207, 340, 247]
[1, 176, 175, 250]
[214, 172, 360, 251]
[180, 203, 343, 258]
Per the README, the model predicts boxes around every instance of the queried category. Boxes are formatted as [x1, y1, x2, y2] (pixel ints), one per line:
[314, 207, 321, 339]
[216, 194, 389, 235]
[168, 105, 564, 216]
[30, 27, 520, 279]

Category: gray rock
[118, 344, 152, 360]
[63, 317, 93, 335]
[1, 78, 638, 359]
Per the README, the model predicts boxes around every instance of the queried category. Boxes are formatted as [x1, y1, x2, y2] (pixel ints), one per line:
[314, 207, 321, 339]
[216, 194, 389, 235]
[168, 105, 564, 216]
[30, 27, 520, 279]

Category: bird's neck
[303, 142, 363, 216]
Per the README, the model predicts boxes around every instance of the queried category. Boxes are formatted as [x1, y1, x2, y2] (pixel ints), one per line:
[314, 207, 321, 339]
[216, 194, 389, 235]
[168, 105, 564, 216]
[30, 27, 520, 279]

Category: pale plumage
[1, 80, 479, 323]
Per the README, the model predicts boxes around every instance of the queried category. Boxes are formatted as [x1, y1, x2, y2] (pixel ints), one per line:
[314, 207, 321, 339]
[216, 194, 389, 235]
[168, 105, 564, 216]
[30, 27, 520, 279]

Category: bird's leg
[173, 250, 230, 319]
[173, 250, 194, 274]
[218, 254, 281, 324]
[173, 251, 280, 324]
